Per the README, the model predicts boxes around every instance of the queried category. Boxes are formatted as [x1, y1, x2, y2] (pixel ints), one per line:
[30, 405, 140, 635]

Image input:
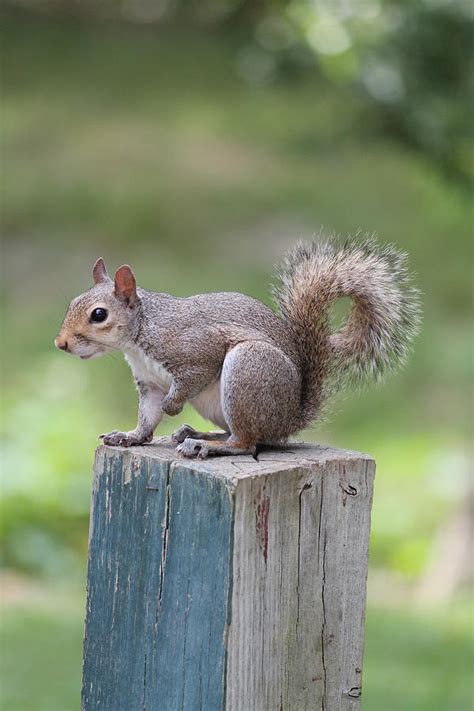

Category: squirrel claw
[101, 430, 149, 447]
[171, 424, 198, 445]
[99, 431, 118, 441]
[176, 438, 209, 459]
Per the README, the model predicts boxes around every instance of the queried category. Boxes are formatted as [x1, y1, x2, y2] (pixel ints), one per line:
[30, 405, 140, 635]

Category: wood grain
[82, 438, 375, 711]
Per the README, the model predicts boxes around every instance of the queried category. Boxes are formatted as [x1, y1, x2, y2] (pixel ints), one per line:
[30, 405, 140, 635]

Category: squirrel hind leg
[221, 341, 301, 445]
[175, 341, 302, 459]
[176, 436, 255, 459]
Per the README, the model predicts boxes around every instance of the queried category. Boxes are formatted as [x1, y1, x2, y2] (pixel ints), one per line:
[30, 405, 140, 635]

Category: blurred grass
[1, 590, 472, 711]
[1, 608, 83, 711]
[0, 7, 473, 708]
[1, 8, 471, 576]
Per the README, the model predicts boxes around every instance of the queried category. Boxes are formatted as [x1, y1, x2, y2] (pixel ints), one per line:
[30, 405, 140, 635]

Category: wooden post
[82, 438, 375, 711]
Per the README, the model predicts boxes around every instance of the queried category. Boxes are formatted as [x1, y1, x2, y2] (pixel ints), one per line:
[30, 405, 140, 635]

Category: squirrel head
[55, 258, 140, 359]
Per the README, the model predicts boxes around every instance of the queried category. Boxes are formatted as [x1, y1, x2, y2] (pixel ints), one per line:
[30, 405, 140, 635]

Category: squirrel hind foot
[175, 436, 256, 459]
[171, 425, 229, 445]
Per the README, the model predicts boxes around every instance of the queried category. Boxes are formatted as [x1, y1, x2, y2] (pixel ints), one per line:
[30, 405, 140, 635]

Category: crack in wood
[296, 481, 313, 628]
[320, 474, 327, 711]
[157, 465, 171, 611]
[222, 488, 235, 711]
[142, 652, 147, 710]
[180, 577, 191, 711]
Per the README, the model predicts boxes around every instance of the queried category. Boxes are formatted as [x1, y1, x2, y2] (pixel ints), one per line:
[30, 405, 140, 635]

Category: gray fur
[272, 236, 421, 427]
[57, 238, 421, 457]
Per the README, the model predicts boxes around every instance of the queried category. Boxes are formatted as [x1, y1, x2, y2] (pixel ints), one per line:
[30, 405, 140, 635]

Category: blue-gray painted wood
[82, 439, 375, 711]
[82, 449, 234, 711]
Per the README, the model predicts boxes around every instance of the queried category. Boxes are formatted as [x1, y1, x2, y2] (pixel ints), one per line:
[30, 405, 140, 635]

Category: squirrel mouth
[80, 354, 93, 360]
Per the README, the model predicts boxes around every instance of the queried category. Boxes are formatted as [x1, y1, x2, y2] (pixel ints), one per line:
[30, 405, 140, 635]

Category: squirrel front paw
[161, 395, 184, 416]
[100, 430, 152, 447]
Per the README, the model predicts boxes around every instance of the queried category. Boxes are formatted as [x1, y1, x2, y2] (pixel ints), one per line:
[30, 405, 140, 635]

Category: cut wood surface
[82, 437, 375, 711]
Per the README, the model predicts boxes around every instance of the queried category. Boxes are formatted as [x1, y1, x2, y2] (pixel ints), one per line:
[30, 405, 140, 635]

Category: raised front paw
[176, 438, 210, 459]
[171, 424, 198, 445]
[100, 430, 152, 447]
[162, 395, 184, 417]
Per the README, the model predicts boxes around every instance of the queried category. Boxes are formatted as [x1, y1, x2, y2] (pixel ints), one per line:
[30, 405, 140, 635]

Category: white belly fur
[124, 347, 173, 392]
[191, 378, 228, 430]
[124, 347, 227, 430]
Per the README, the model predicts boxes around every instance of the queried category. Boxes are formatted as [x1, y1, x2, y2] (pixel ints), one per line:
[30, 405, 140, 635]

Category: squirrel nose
[55, 336, 69, 352]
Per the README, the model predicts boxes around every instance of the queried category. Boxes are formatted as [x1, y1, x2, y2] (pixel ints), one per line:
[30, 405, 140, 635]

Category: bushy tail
[272, 237, 421, 428]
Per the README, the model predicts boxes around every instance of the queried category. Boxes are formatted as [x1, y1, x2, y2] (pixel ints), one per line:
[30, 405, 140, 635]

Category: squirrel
[55, 238, 420, 458]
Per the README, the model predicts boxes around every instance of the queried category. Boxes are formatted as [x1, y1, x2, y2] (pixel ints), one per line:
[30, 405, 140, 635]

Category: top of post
[97, 436, 374, 484]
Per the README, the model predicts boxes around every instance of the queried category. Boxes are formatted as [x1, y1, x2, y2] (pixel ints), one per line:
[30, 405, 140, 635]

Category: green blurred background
[1, 1, 472, 709]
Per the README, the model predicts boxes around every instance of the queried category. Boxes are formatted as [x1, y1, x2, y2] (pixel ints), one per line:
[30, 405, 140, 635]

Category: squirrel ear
[114, 265, 138, 306]
[92, 257, 109, 284]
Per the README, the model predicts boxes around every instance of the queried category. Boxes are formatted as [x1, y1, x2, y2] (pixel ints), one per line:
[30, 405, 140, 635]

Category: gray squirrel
[55, 238, 420, 458]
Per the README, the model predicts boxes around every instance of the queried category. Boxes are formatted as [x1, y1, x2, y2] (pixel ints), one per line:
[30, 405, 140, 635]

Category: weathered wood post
[82, 437, 375, 711]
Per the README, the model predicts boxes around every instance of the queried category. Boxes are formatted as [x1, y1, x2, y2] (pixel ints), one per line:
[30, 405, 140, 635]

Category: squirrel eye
[90, 307, 108, 323]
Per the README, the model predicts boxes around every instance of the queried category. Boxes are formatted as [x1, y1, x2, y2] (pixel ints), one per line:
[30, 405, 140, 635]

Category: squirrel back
[273, 237, 421, 429]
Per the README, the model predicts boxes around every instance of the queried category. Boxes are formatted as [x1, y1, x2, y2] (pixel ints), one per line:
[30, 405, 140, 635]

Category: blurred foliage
[1, 4, 472, 582]
[3, 0, 473, 182]
[0, 4, 472, 704]
[1, 603, 84, 710]
[1, 589, 472, 710]
[284, 0, 474, 183]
